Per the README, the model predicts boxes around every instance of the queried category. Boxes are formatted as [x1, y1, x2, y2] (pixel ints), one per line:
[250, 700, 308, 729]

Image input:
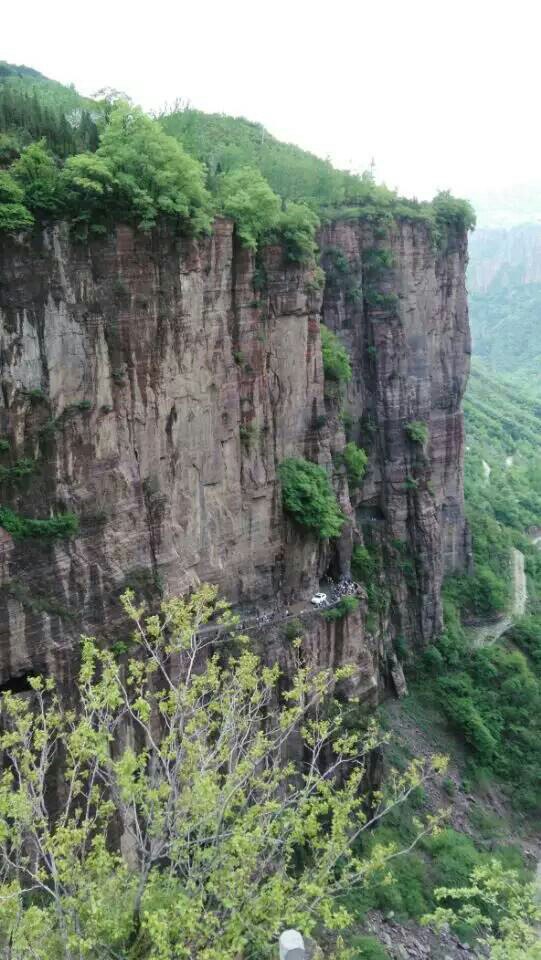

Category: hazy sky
[4, 0, 541, 204]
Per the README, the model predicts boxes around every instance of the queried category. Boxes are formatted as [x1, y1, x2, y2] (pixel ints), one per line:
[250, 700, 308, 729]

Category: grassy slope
[434, 362, 541, 806]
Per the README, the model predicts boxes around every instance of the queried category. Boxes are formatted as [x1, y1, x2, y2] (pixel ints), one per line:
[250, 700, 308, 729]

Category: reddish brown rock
[0, 215, 470, 694]
[319, 218, 471, 645]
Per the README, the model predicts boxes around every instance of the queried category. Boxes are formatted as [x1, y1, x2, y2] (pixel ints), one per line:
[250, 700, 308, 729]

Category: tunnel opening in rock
[356, 503, 385, 526]
[0, 672, 40, 695]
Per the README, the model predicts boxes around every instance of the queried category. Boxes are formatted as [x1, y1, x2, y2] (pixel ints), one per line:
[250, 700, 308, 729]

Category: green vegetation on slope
[426, 860, 541, 960]
[0, 585, 445, 960]
[0, 60, 100, 159]
[465, 365, 541, 538]
[413, 601, 541, 811]
[344, 779, 529, 931]
[0, 107, 214, 235]
[0, 61, 474, 259]
[403, 360, 541, 812]
[469, 282, 541, 380]
[447, 360, 541, 619]
[160, 106, 353, 206]
[160, 107, 475, 240]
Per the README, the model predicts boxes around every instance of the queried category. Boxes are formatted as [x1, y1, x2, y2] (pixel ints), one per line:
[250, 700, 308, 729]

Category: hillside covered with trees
[0, 61, 474, 252]
[409, 360, 541, 810]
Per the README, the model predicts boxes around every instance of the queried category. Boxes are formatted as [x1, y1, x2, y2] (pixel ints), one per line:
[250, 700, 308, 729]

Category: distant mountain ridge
[469, 223, 541, 292]
[0, 59, 92, 113]
[0, 62, 47, 81]
[468, 223, 541, 389]
[471, 183, 541, 228]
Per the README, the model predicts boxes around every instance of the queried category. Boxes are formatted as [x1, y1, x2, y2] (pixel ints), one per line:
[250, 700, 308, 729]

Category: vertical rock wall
[0, 216, 470, 693]
[319, 219, 470, 644]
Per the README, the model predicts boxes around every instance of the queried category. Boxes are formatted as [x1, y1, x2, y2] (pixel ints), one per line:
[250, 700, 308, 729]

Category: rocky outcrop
[363, 911, 480, 959]
[0, 215, 470, 695]
[320, 219, 470, 645]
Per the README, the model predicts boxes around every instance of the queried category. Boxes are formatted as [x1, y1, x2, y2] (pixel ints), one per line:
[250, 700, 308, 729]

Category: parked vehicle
[310, 592, 328, 607]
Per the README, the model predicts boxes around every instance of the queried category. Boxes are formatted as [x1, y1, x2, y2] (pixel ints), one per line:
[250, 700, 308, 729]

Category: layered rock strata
[0, 216, 470, 696]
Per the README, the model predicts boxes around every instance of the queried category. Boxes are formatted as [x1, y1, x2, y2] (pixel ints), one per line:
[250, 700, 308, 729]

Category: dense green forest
[159, 106, 473, 234]
[0, 61, 474, 251]
[0, 61, 100, 160]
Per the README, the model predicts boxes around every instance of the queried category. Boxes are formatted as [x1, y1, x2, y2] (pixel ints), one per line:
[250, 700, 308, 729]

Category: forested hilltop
[0, 60, 474, 248]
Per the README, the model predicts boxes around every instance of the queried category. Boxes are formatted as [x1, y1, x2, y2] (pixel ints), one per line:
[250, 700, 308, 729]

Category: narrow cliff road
[470, 547, 526, 647]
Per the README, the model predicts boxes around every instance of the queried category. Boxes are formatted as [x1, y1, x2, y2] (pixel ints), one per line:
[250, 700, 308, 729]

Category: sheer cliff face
[320, 220, 471, 646]
[0, 217, 470, 694]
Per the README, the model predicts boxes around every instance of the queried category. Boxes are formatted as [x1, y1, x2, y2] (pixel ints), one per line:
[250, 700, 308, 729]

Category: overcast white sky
[4, 0, 541, 206]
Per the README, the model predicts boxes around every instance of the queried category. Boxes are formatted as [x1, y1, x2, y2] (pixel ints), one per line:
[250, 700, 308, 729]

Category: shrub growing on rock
[277, 200, 319, 263]
[352, 544, 379, 582]
[320, 324, 352, 383]
[350, 935, 390, 959]
[279, 456, 344, 539]
[0, 506, 79, 539]
[341, 442, 368, 488]
[324, 595, 360, 621]
[405, 420, 429, 446]
[432, 190, 476, 233]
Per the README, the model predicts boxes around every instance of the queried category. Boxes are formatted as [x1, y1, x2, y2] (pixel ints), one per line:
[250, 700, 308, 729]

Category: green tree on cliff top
[217, 165, 281, 249]
[96, 103, 213, 232]
[0, 168, 33, 229]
